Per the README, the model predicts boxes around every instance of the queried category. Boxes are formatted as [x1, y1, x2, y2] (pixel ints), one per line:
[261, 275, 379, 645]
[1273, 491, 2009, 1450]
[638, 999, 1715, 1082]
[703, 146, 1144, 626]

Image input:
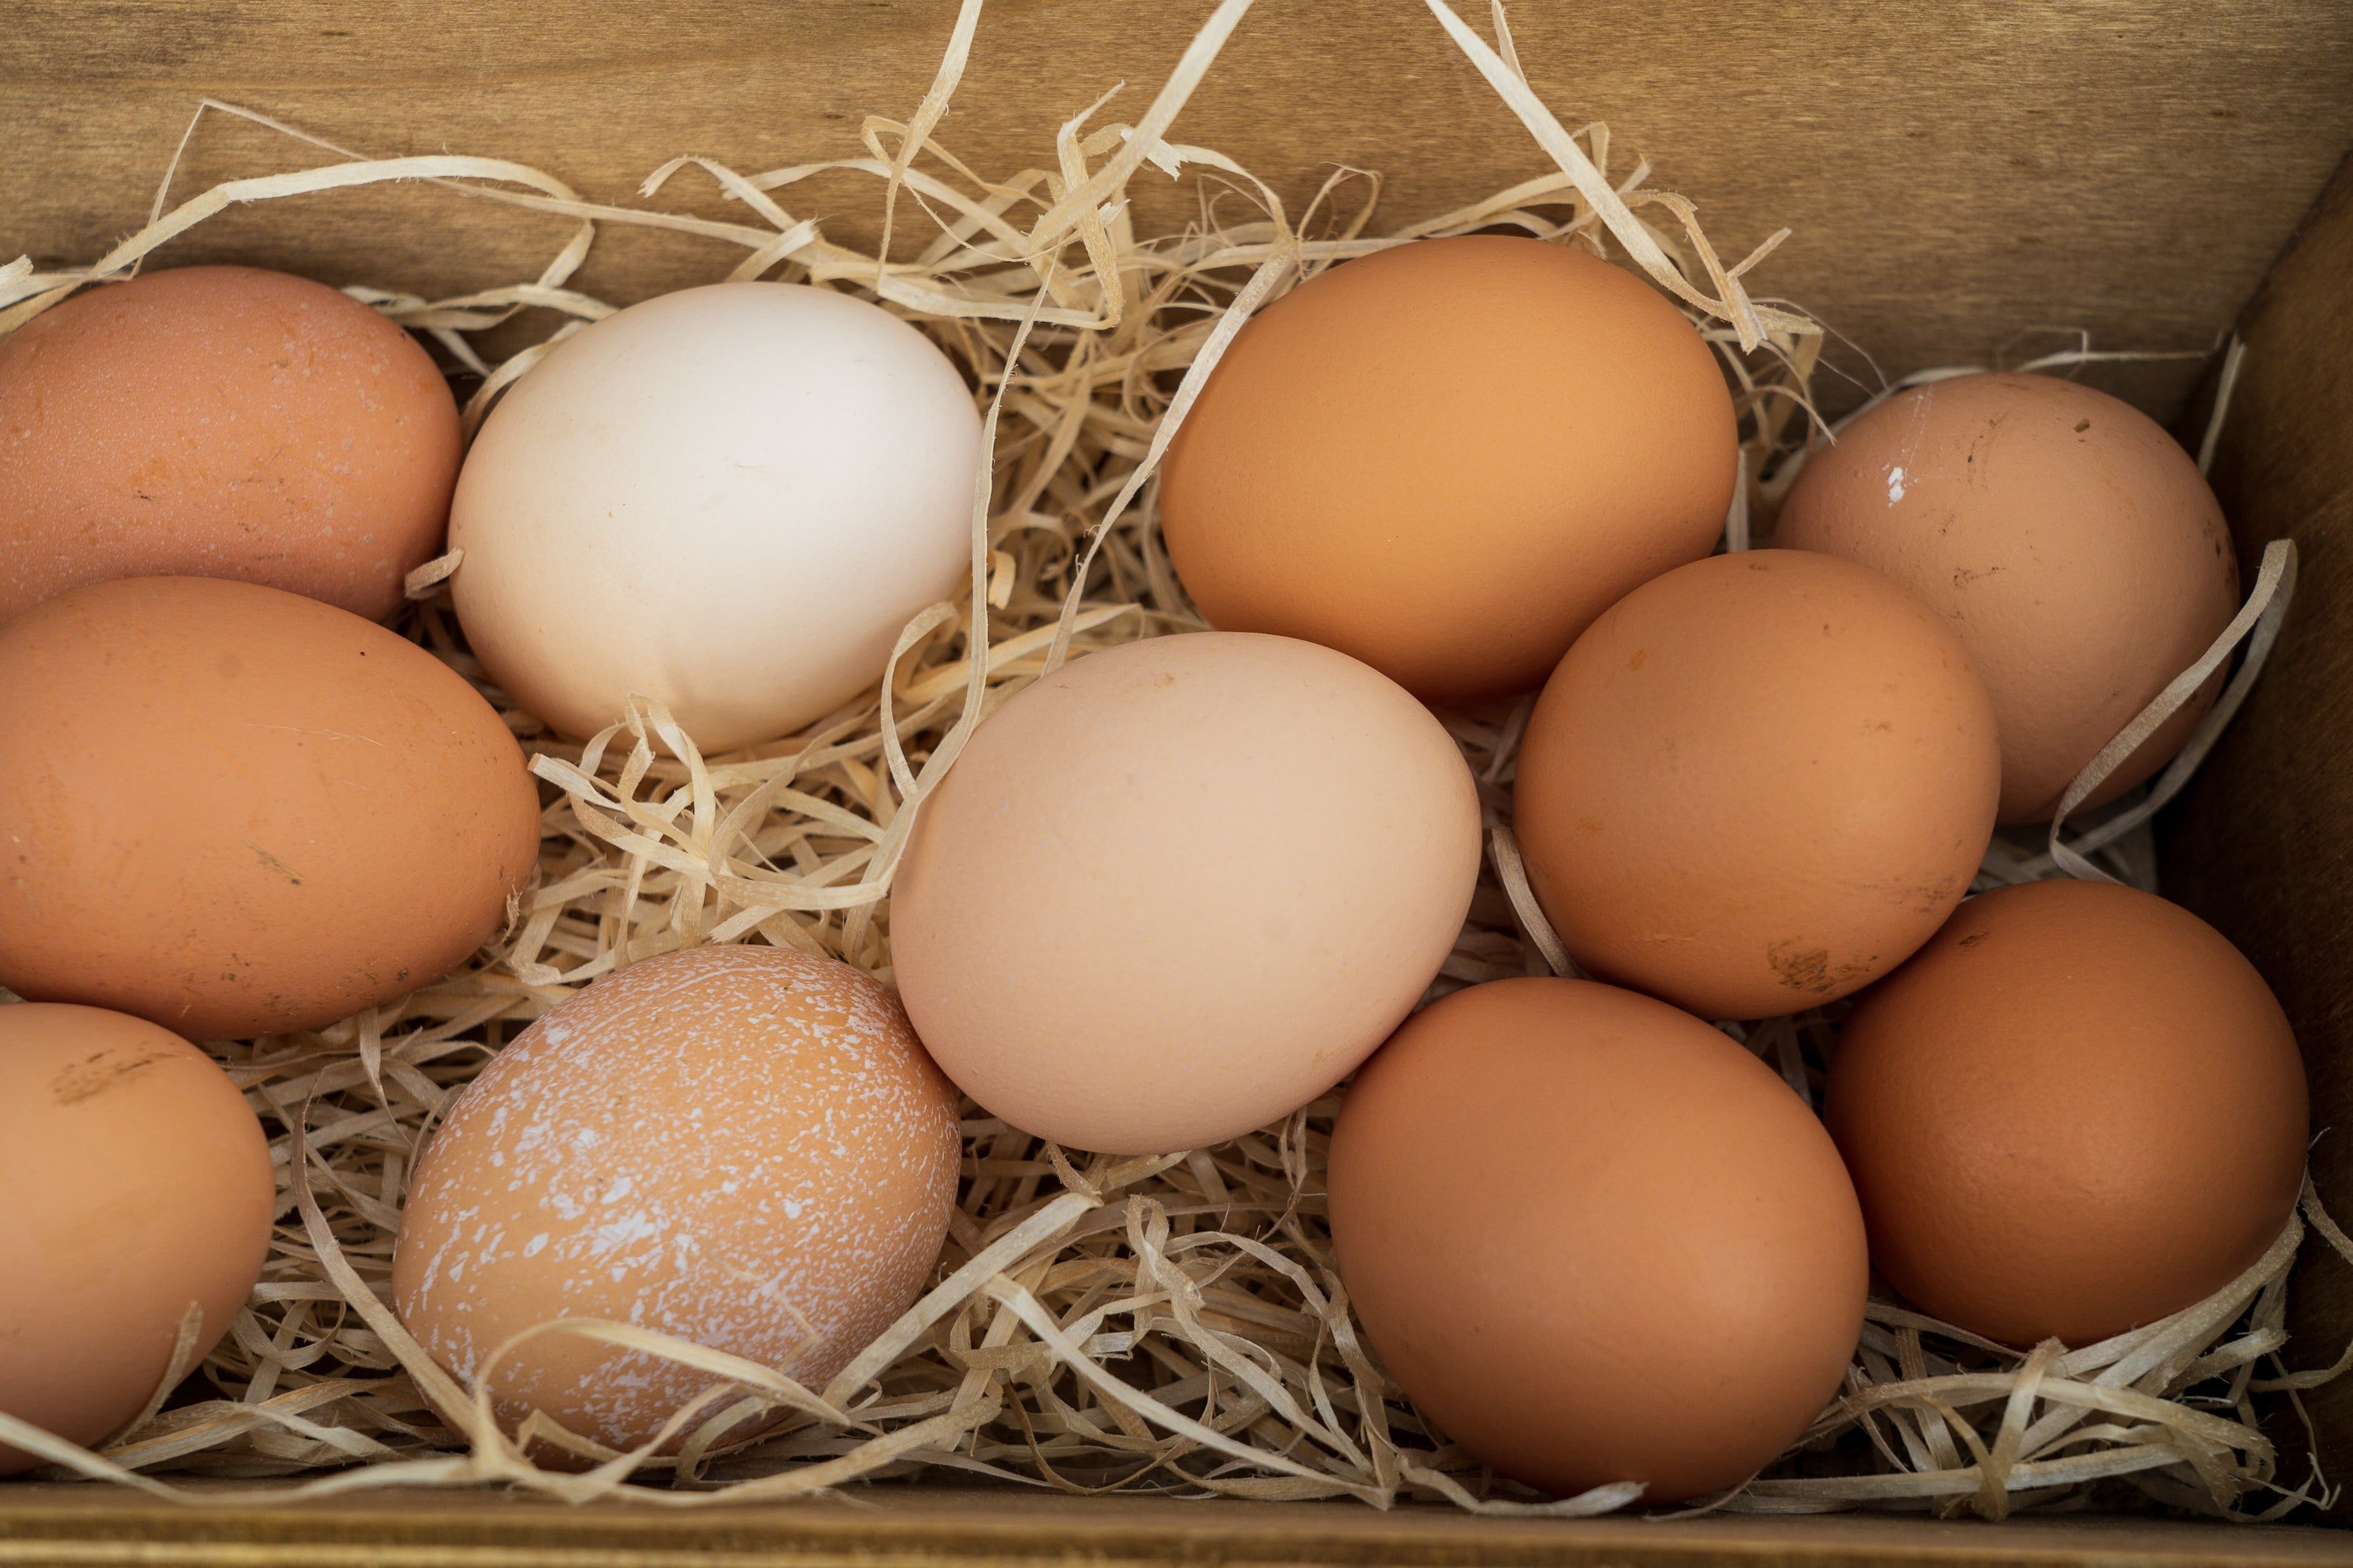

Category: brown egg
[1776, 372, 2238, 822]
[1513, 550, 2001, 1020]
[0, 577, 541, 1038]
[1329, 978, 1866, 1503]
[393, 946, 962, 1456]
[0, 1002, 275, 1475]
[1825, 879, 2308, 1347]
[1159, 236, 1736, 705]
[891, 632, 1481, 1155]
[0, 266, 460, 626]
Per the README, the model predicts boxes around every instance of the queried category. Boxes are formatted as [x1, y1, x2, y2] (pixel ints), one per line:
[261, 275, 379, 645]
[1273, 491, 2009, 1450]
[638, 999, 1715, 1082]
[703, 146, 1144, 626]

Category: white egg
[449, 282, 982, 752]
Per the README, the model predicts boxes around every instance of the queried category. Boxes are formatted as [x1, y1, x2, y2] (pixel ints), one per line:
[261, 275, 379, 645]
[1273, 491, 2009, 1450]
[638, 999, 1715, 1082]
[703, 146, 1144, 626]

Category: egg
[392, 945, 961, 1455]
[448, 282, 982, 752]
[1329, 977, 1866, 1503]
[0, 1002, 275, 1475]
[1825, 878, 2308, 1347]
[1513, 550, 2001, 1020]
[0, 576, 541, 1039]
[0, 265, 460, 625]
[1159, 235, 1736, 705]
[891, 632, 1481, 1154]
[1776, 372, 2239, 822]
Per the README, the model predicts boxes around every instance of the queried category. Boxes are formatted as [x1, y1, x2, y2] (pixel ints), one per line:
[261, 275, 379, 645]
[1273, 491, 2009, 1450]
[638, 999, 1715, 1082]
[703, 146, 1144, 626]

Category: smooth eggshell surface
[392, 945, 962, 1455]
[1513, 550, 2001, 1020]
[1159, 235, 1737, 705]
[0, 266, 460, 625]
[0, 1003, 275, 1475]
[1329, 978, 1867, 1503]
[1776, 372, 2239, 822]
[449, 282, 981, 753]
[890, 632, 1482, 1154]
[1825, 879, 2308, 1347]
[0, 576, 542, 1039]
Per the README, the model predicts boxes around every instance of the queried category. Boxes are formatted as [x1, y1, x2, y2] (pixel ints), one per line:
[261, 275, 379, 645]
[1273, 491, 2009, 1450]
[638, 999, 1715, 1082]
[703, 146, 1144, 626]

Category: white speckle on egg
[390, 944, 962, 1456]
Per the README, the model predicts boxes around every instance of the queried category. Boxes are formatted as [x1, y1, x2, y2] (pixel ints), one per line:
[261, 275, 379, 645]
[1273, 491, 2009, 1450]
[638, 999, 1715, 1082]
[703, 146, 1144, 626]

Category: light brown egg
[1513, 550, 2001, 1020]
[0, 266, 461, 625]
[1329, 978, 1867, 1504]
[392, 946, 962, 1456]
[1825, 879, 2308, 1347]
[0, 576, 541, 1039]
[891, 632, 1481, 1155]
[1776, 372, 2238, 822]
[1159, 235, 1736, 705]
[0, 1003, 275, 1475]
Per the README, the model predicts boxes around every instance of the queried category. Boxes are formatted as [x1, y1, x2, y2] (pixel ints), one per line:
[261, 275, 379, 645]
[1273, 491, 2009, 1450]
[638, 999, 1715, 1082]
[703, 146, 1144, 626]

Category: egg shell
[1159, 234, 1737, 705]
[1329, 977, 1867, 1503]
[0, 576, 541, 1039]
[448, 282, 982, 753]
[1824, 878, 2308, 1347]
[890, 631, 1481, 1155]
[392, 945, 962, 1455]
[1776, 372, 2239, 822]
[0, 1003, 275, 1475]
[0, 265, 460, 625]
[1513, 549, 2001, 1020]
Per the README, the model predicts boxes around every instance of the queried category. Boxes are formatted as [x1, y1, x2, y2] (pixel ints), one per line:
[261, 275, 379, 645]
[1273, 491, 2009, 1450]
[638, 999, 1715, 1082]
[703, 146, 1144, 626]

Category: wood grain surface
[2161, 151, 2353, 1523]
[4, 1483, 2353, 1567]
[3, 1, 2351, 417]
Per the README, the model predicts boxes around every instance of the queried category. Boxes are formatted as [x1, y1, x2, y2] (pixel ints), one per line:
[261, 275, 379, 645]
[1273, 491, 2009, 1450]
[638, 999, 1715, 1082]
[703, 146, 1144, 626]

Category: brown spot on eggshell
[47, 1044, 167, 1106]
[1766, 940, 1873, 996]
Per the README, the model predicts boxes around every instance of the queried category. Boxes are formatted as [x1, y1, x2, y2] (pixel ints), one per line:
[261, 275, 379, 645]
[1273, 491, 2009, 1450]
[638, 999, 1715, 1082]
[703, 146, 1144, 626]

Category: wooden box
[5, 2, 2353, 1562]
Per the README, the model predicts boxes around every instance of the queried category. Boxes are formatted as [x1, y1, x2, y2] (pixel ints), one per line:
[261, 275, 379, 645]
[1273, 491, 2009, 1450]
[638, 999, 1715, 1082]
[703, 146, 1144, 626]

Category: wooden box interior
[5, 2, 2353, 1562]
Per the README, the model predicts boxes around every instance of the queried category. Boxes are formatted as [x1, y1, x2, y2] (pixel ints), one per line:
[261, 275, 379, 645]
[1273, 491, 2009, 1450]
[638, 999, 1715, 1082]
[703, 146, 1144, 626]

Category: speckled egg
[0, 265, 460, 625]
[391, 945, 962, 1456]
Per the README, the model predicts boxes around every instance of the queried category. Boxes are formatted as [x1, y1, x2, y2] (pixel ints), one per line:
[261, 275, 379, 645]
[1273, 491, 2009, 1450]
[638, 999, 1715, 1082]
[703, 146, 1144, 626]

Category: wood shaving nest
[0, 0, 2340, 1524]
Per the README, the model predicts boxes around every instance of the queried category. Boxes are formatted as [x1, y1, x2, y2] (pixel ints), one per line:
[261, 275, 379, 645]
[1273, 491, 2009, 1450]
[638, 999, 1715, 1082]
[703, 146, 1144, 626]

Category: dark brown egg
[1329, 977, 1867, 1503]
[1825, 879, 2308, 1346]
